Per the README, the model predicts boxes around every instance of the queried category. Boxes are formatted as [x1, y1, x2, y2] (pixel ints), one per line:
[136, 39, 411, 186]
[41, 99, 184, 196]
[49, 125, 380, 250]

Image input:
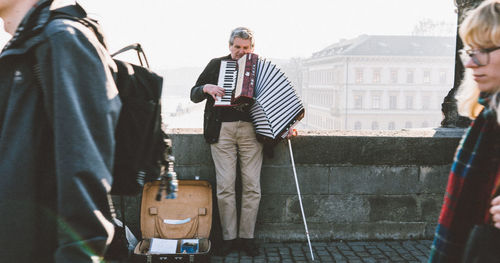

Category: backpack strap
[112, 43, 150, 68]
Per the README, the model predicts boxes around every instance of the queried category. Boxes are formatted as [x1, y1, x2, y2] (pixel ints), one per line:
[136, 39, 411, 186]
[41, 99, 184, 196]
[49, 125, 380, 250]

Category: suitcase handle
[163, 218, 191, 225]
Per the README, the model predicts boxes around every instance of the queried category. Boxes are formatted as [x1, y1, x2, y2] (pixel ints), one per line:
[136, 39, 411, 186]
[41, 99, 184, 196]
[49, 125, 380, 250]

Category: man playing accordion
[190, 27, 262, 257]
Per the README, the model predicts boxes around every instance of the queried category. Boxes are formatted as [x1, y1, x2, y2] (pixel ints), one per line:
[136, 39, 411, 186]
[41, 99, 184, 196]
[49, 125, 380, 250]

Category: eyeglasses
[459, 46, 500, 66]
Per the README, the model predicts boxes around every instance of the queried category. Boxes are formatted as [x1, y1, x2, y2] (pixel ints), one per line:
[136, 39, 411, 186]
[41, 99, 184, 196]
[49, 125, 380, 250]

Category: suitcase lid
[140, 180, 212, 239]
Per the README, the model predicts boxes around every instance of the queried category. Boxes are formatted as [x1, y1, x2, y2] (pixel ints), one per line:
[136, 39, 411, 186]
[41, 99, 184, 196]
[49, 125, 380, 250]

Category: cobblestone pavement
[210, 240, 432, 263]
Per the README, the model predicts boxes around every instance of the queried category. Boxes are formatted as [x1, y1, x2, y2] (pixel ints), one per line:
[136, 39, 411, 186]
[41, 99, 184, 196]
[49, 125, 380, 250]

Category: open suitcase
[132, 180, 212, 263]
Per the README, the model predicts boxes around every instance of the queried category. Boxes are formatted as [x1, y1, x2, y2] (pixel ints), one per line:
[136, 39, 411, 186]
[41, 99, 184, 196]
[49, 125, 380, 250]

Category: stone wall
[116, 128, 464, 241]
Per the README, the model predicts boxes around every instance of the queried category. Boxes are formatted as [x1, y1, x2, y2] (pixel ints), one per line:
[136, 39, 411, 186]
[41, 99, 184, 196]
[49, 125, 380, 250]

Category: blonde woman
[429, 0, 500, 262]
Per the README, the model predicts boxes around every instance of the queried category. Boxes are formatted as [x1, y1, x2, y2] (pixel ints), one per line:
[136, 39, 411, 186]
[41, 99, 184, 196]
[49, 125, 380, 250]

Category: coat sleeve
[34, 20, 121, 262]
[190, 58, 218, 103]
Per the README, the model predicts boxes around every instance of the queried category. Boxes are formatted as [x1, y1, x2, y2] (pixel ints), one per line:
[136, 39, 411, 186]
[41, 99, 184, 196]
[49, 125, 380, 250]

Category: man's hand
[286, 129, 298, 139]
[491, 195, 500, 229]
[203, 84, 225, 101]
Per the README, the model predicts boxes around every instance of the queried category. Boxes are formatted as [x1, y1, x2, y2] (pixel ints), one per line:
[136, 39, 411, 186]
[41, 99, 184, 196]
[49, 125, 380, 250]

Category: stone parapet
[115, 128, 464, 241]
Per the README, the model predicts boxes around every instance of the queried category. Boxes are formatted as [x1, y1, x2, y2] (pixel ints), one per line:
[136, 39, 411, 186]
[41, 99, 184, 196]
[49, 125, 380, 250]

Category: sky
[1, 0, 457, 70]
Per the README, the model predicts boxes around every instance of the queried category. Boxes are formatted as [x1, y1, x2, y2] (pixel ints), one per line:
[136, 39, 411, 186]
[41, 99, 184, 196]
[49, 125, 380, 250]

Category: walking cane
[287, 137, 315, 261]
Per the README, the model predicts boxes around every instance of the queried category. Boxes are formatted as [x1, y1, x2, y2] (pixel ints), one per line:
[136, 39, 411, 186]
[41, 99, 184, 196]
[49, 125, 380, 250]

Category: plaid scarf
[429, 92, 500, 263]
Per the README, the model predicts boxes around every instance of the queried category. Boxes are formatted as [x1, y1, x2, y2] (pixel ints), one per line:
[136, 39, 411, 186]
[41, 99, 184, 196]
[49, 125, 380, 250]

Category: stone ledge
[169, 128, 464, 165]
[167, 127, 466, 138]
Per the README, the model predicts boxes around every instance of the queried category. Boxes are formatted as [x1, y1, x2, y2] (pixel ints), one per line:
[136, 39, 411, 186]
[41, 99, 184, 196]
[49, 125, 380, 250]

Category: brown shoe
[239, 238, 260, 257]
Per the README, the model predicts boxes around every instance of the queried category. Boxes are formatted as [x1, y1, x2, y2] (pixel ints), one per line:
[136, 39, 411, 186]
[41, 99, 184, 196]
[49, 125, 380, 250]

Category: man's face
[229, 37, 253, 60]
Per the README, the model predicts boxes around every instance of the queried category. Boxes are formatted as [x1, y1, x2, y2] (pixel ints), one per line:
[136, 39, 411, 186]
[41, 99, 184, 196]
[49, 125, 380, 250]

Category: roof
[311, 35, 456, 58]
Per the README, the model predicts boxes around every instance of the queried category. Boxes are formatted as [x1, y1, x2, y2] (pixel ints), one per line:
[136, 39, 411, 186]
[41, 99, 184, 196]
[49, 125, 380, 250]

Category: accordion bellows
[217, 53, 305, 141]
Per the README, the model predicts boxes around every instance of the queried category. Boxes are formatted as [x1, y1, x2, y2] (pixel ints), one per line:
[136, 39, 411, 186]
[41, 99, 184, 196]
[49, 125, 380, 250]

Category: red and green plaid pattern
[429, 94, 500, 262]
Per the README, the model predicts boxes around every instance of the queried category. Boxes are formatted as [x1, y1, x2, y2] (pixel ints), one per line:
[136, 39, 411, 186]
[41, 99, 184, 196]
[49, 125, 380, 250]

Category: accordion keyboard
[215, 60, 237, 106]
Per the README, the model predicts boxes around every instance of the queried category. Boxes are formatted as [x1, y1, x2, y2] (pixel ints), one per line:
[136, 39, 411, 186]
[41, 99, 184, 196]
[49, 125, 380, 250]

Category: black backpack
[47, 3, 173, 196]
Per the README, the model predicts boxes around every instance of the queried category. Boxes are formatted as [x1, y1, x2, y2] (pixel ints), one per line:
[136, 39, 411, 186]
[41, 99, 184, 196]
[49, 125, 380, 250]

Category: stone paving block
[419, 240, 432, 246]
[351, 245, 366, 252]
[376, 245, 394, 252]
[373, 255, 391, 261]
[319, 256, 334, 261]
[401, 253, 417, 260]
[416, 255, 430, 261]
[209, 240, 433, 262]
[342, 250, 356, 257]
[356, 251, 370, 257]
[317, 251, 330, 256]
[310, 241, 328, 246]
[416, 244, 431, 253]
[368, 249, 383, 255]
[348, 241, 371, 246]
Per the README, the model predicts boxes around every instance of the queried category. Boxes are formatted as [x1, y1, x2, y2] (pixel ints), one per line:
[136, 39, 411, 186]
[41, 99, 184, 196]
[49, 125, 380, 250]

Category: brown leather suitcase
[132, 180, 212, 263]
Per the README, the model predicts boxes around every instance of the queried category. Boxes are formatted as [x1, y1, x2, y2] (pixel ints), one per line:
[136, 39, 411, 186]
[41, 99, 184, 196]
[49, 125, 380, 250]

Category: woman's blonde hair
[457, 0, 500, 122]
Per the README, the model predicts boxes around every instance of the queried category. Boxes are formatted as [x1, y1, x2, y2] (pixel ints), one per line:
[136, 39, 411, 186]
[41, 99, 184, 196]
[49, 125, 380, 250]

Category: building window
[373, 68, 381, 84]
[354, 94, 363, 109]
[371, 121, 379, 130]
[388, 122, 395, 130]
[439, 70, 447, 84]
[406, 96, 414, 109]
[390, 69, 398, 84]
[389, 95, 398, 109]
[406, 69, 414, 84]
[423, 70, 431, 84]
[372, 95, 381, 109]
[354, 121, 362, 130]
[355, 68, 364, 84]
[405, 121, 412, 128]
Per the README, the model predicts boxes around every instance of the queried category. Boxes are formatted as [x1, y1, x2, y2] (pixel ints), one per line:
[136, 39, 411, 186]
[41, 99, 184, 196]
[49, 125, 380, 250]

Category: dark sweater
[190, 55, 251, 143]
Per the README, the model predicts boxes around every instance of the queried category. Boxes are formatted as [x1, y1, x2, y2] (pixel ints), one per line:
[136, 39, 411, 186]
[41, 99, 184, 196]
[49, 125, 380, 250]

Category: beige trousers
[210, 121, 263, 240]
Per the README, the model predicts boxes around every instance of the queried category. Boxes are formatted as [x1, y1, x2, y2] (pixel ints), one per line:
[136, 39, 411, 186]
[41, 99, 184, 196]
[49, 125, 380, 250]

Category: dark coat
[0, 1, 121, 262]
[190, 55, 231, 144]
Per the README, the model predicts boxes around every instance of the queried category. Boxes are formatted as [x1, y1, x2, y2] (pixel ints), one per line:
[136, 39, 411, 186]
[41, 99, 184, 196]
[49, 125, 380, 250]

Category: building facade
[300, 35, 455, 130]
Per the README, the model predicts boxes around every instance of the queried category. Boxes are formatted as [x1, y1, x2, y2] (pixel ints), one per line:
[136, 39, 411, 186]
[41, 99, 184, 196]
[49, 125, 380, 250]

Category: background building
[299, 35, 455, 130]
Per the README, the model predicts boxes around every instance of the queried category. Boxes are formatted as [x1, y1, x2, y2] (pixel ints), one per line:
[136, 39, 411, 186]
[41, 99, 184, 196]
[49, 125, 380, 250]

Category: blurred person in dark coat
[0, 0, 121, 262]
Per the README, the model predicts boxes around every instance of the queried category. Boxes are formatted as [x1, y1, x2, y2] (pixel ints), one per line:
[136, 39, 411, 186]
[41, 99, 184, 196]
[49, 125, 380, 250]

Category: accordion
[216, 53, 305, 141]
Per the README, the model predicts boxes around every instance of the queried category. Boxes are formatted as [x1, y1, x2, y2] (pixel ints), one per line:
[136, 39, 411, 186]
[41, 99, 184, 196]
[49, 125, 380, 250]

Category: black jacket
[0, 1, 121, 262]
[190, 55, 231, 144]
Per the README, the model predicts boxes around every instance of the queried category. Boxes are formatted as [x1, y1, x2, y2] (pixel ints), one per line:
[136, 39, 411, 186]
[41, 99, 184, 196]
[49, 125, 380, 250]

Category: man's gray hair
[229, 27, 254, 46]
